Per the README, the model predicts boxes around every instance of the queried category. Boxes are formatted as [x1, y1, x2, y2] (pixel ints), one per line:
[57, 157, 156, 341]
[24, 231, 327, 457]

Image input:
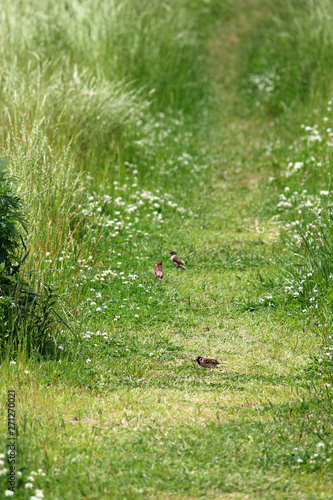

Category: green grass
[242, 0, 333, 119]
[1, 0, 333, 498]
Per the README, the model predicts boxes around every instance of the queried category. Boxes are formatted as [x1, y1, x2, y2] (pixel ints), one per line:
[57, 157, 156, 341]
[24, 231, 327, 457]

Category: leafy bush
[0, 157, 27, 271]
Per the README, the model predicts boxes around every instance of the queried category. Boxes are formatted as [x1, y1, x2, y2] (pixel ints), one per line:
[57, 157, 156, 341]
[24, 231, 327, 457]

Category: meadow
[1, 0, 333, 498]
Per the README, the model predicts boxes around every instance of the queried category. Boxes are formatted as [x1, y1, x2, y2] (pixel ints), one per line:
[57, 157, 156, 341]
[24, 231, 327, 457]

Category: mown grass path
[1, 3, 332, 499]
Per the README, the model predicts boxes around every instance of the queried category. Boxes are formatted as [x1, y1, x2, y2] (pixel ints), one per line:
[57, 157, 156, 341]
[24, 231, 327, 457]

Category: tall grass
[3, 113, 83, 263]
[0, 59, 148, 158]
[244, 0, 333, 118]
[0, 0, 221, 114]
[269, 101, 333, 381]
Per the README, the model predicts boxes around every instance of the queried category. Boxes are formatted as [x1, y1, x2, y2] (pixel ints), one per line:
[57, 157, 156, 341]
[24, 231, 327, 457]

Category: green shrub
[0, 157, 27, 271]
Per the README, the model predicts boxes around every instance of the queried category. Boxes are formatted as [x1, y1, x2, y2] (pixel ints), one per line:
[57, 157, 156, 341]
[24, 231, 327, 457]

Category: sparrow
[195, 356, 221, 368]
[170, 251, 187, 270]
[154, 260, 164, 283]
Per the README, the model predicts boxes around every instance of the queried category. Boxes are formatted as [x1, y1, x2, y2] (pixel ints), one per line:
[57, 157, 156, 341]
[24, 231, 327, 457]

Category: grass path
[2, 3, 333, 498]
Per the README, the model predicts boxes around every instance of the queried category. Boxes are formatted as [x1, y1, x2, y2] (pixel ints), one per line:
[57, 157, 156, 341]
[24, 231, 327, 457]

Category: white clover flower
[86, 359, 92, 364]
[296, 458, 303, 463]
[0, 453, 5, 459]
[10, 360, 16, 365]
[96, 307, 102, 312]
[4, 491, 14, 497]
[320, 190, 329, 196]
[317, 442, 325, 449]
[25, 483, 34, 489]
[27, 475, 35, 481]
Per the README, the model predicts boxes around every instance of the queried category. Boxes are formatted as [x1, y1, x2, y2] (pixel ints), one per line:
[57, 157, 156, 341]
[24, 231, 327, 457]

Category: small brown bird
[170, 251, 187, 270]
[154, 260, 164, 283]
[195, 356, 221, 368]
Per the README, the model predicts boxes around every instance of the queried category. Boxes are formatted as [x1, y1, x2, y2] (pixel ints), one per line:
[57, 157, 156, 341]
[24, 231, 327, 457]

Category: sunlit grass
[1, 0, 333, 498]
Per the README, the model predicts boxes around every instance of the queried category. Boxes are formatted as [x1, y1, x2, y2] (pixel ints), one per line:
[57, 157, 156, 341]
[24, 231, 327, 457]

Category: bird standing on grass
[195, 356, 221, 368]
[154, 260, 164, 283]
[170, 251, 187, 270]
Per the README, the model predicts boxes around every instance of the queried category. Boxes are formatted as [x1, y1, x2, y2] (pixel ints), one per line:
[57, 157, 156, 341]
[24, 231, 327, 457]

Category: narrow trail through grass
[2, 2, 333, 498]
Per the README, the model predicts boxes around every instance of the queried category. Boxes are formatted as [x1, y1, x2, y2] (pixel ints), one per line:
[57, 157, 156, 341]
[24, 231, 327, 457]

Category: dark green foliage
[0, 157, 27, 271]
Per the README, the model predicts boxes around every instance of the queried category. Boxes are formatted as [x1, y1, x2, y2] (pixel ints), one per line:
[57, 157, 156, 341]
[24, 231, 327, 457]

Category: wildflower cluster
[0, 458, 46, 498]
[273, 99, 333, 312]
[248, 71, 278, 102]
[282, 440, 332, 469]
